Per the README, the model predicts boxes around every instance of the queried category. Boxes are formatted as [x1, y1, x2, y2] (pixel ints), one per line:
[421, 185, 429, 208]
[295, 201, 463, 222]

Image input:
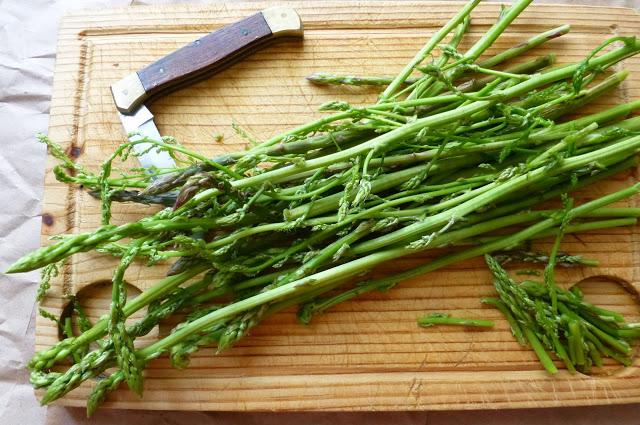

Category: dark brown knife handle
[140, 13, 271, 95]
[112, 6, 303, 114]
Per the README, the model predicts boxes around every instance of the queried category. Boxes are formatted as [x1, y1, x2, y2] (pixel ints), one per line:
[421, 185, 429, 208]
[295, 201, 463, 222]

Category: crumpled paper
[1, 0, 640, 423]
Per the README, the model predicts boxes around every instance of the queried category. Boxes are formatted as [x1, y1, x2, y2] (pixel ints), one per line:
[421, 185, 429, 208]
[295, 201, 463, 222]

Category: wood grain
[39, 1, 640, 411]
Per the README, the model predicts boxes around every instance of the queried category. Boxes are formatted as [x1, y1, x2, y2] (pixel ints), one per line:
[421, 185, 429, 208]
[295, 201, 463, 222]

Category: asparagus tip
[5, 262, 25, 274]
[546, 53, 557, 66]
[613, 68, 631, 82]
[547, 24, 571, 40]
[306, 72, 329, 84]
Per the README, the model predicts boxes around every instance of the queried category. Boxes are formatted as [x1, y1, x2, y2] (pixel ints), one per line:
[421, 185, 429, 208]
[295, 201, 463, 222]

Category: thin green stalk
[477, 24, 570, 69]
[108, 241, 144, 395]
[586, 341, 603, 367]
[473, 218, 638, 247]
[378, 0, 481, 101]
[481, 297, 525, 344]
[306, 73, 421, 86]
[456, 54, 556, 94]
[418, 313, 494, 327]
[569, 319, 586, 366]
[524, 328, 558, 374]
[407, 15, 471, 100]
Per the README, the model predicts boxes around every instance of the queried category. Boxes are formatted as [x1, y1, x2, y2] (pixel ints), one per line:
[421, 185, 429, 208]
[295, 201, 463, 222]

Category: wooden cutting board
[39, 1, 640, 411]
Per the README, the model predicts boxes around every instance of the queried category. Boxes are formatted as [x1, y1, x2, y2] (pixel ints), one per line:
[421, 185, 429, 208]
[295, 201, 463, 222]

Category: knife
[110, 6, 303, 170]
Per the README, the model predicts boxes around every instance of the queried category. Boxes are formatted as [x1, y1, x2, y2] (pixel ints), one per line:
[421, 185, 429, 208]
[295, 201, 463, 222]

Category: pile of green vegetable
[10, 0, 640, 414]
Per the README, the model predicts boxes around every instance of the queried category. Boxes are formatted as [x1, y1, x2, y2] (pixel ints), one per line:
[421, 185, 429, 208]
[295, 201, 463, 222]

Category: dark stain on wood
[64, 144, 82, 160]
[70, 146, 82, 158]
[42, 213, 54, 227]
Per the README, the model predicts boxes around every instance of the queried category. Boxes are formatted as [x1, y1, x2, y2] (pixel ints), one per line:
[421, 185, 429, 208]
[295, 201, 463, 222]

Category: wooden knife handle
[112, 6, 303, 114]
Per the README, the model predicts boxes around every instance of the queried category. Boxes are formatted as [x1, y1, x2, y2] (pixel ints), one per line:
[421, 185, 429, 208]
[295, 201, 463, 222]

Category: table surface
[2, 0, 640, 423]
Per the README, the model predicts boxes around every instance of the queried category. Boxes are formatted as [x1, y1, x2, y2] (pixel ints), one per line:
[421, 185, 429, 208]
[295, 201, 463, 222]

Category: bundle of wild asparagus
[481, 254, 640, 375]
[10, 0, 640, 414]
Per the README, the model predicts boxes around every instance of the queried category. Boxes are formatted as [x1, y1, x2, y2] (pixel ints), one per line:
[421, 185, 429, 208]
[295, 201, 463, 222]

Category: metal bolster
[261, 6, 304, 38]
[111, 72, 147, 114]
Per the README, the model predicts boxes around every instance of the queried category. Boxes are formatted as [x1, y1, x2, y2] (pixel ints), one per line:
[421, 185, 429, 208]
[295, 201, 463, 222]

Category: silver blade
[118, 105, 177, 170]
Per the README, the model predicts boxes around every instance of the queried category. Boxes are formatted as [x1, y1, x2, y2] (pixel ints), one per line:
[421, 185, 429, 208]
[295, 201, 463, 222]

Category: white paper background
[1, 0, 640, 423]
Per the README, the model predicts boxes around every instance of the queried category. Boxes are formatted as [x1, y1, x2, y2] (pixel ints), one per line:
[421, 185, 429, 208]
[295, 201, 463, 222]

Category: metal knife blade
[117, 105, 177, 170]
